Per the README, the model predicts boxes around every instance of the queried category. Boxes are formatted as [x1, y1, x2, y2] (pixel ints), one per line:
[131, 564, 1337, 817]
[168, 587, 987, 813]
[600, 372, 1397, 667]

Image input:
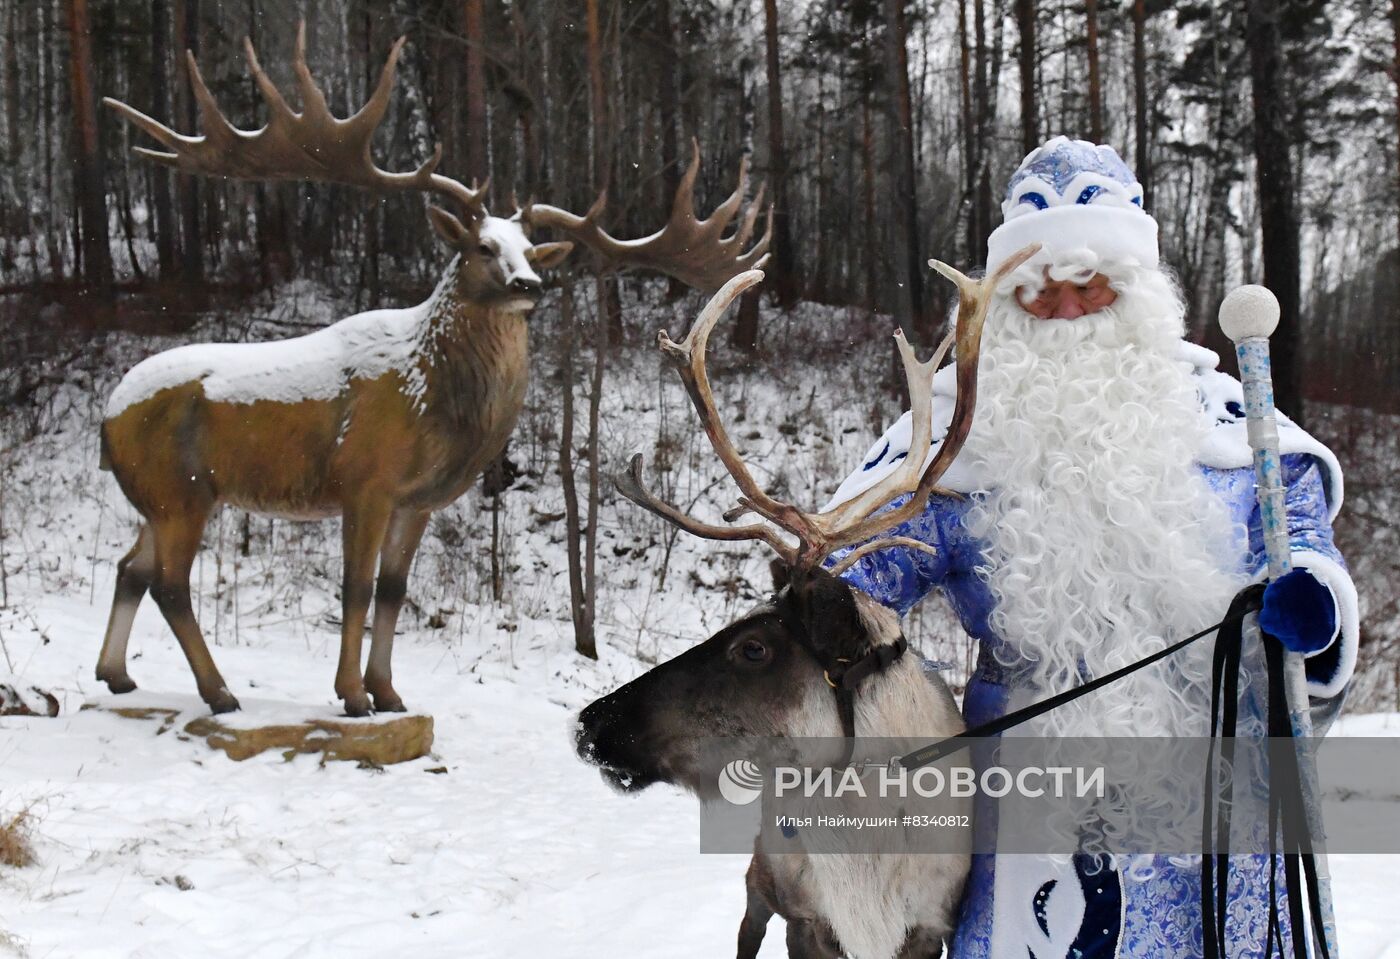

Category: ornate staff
[1218, 285, 1339, 957]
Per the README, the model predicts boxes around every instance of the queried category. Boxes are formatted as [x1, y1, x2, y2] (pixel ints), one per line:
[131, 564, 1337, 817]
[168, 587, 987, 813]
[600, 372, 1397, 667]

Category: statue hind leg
[95, 525, 155, 694]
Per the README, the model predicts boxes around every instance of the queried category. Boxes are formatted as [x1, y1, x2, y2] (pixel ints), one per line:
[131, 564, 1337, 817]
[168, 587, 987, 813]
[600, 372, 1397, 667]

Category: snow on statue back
[96, 23, 770, 719]
[107, 273, 446, 420]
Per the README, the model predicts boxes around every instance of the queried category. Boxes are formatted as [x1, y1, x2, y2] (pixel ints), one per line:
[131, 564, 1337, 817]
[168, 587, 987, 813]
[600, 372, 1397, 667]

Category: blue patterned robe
[829, 344, 1356, 958]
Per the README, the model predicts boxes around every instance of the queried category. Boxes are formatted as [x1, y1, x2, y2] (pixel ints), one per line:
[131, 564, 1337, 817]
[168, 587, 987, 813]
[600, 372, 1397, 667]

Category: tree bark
[959, 0, 977, 262]
[362, 9, 380, 309]
[1132, 0, 1151, 207]
[1015, 0, 1038, 154]
[558, 285, 596, 660]
[973, 0, 992, 256]
[4, 0, 19, 188]
[861, 91, 878, 312]
[64, 0, 112, 288]
[42, 0, 64, 282]
[1085, 0, 1103, 142]
[759, 0, 794, 310]
[732, 0, 792, 349]
[585, 0, 623, 345]
[883, 0, 926, 341]
[150, 0, 176, 277]
[1393, 0, 1400, 256]
[1246, 0, 1303, 421]
[464, 0, 487, 183]
[176, 0, 201, 284]
[654, 0, 686, 301]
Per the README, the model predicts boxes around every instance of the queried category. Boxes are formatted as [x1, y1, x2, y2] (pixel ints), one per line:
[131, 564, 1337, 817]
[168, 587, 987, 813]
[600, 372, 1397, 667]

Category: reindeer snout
[509, 275, 542, 295]
[574, 698, 609, 762]
[575, 694, 663, 793]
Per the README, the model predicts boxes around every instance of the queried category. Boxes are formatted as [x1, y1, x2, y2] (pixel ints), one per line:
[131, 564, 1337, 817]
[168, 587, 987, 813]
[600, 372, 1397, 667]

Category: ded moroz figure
[827, 136, 1356, 958]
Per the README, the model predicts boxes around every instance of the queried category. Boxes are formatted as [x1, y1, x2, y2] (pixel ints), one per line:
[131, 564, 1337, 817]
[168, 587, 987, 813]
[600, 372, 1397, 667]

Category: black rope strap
[1202, 584, 1331, 959]
[828, 636, 910, 769]
[899, 607, 1253, 770]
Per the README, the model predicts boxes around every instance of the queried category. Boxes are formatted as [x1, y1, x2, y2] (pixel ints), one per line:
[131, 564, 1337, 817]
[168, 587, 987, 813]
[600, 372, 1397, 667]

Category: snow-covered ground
[1, 278, 1397, 957]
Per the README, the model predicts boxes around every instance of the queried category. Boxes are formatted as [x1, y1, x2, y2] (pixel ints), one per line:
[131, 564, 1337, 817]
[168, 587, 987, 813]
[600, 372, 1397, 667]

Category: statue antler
[529, 140, 772, 294]
[103, 22, 487, 221]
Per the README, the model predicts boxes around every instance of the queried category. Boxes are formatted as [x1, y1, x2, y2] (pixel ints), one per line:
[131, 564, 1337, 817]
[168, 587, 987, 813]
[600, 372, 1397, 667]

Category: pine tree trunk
[883, 0, 926, 341]
[1015, 0, 1038, 153]
[464, 0, 487, 182]
[42, 0, 64, 282]
[149, 0, 175, 277]
[362, 10, 381, 309]
[585, 0, 623, 345]
[64, 0, 112, 289]
[733, 0, 789, 347]
[1133, 0, 1151, 206]
[654, 0, 686, 302]
[1393, 0, 1400, 257]
[959, 0, 977, 262]
[1246, 0, 1303, 422]
[4, 0, 20, 221]
[861, 91, 878, 312]
[1085, 0, 1103, 142]
[973, 0, 992, 255]
[558, 285, 596, 660]
[176, 0, 201, 284]
[759, 0, 794, 310]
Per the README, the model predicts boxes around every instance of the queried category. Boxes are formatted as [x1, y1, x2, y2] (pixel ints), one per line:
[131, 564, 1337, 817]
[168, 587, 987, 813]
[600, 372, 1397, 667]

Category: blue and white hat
[985, 136, 1157, 275]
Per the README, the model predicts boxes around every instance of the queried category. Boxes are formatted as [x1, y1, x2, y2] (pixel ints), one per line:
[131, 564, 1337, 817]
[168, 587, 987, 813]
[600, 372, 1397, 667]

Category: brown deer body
[576, 250, 1037, 958]
[98, 253, 548, 715]
[97, 26, 768, 716]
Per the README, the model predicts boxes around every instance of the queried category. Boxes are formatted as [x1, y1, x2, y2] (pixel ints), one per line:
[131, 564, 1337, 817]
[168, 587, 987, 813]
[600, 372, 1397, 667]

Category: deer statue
[575, 244, 1039, 959]
[96, 25, 770, 717]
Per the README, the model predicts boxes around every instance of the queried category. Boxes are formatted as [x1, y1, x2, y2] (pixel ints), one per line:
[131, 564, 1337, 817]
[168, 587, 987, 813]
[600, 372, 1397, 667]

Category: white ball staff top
[1218, 284, 1280, 342]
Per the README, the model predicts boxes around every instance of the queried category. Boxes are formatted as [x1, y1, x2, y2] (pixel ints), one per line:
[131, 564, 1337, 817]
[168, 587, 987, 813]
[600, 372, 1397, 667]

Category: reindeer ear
[781, 567, 866, 664]
[427, 205, 475, 249]
[527, 241, 574, 271]
[769, 559, 791, 592]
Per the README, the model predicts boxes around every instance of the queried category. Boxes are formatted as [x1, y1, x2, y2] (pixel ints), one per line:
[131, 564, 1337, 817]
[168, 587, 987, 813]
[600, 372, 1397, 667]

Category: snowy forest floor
[0, 275, 1397, 957]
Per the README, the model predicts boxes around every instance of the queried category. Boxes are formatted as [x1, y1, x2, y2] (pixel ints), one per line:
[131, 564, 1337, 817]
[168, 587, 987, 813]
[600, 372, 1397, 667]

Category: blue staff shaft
[1225, 291, 1338, 958]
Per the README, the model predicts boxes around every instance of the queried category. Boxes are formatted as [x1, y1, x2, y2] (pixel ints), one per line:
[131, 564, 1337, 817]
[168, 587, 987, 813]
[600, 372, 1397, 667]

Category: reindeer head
[576, 565, 903, 799]
[576, 246, 1040, 797]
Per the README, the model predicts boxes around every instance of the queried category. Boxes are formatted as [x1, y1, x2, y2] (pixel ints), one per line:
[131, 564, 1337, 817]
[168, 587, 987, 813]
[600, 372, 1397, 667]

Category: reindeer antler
[528, 140, 772, 293]
[103, 22, 486, 219]
[616, 243, 1042, 572]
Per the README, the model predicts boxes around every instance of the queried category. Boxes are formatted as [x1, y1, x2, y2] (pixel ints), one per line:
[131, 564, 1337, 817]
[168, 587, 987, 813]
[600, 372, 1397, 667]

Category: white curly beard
[960, 264, 1247, 743]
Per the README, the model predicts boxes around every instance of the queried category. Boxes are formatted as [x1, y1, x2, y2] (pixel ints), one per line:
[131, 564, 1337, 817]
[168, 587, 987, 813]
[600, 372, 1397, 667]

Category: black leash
[881, 583, 1332, 958]
[1203, 585, 1260, 959]
[898, 606, 1253, 770]
[1204, 584, 1332, 959]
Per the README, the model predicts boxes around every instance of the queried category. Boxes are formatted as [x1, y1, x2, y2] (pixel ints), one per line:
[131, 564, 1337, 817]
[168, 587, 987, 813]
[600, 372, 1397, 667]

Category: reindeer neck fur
[409, 256, 531, 430]
[781, 594, 968, 959]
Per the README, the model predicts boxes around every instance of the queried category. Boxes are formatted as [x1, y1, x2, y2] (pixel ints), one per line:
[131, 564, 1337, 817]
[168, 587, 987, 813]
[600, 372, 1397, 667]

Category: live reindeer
[575, 245, 1038, 959]
[97, 25, 770, 717]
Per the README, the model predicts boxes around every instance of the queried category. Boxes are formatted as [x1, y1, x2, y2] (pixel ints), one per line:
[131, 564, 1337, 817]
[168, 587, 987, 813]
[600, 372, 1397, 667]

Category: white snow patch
[2, 279, 1396, 957]
[103, 266, 459, 420]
